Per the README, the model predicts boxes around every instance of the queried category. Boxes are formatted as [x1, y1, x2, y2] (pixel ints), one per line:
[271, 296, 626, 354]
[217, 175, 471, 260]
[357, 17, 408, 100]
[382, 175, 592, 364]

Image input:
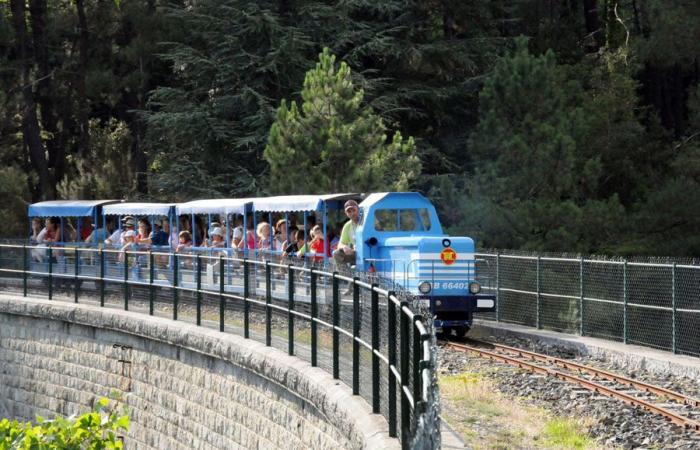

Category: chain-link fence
[476, 251, 700, 356]
[0, 243, 439, 449]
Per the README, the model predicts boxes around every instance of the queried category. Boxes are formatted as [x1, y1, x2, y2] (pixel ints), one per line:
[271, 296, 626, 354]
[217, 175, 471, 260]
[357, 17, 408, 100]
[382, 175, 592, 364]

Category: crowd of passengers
[28, 200, 362, 269]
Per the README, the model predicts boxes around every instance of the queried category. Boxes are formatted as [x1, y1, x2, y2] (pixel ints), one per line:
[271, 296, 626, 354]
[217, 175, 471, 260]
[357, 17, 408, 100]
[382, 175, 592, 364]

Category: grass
[440, 372, 603, 450]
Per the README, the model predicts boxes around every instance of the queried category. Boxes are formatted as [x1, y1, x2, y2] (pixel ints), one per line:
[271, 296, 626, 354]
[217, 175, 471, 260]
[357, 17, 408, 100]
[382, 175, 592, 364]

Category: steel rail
[444, 341, 700, 432]
[481, 341, 700, 409]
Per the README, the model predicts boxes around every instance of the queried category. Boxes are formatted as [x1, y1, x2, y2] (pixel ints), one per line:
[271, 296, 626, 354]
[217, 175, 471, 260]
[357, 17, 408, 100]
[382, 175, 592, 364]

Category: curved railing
[0, 243, 439, 449]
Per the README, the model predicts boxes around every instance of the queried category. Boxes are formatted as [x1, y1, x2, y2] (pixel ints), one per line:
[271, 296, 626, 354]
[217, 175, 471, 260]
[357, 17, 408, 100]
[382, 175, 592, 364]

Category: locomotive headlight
[418, 281, 432, 294]
[468, 281, 481, 294]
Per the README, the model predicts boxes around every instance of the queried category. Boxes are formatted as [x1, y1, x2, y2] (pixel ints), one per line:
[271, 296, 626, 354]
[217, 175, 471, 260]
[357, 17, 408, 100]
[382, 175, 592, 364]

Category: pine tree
[264, 48, 419, 194]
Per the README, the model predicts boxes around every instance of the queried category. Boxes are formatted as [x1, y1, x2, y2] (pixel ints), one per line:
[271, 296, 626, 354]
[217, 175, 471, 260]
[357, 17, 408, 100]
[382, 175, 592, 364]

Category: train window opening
[374, 208, 432, 232]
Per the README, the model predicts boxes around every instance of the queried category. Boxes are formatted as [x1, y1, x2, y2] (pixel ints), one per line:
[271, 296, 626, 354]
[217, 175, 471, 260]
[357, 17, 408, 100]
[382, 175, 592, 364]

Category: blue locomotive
[356, 193, 495, 336]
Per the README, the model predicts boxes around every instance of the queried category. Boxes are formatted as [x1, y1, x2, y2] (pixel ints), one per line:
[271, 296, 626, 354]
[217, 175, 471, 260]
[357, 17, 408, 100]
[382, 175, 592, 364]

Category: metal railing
[0, 243, 439, 449]
[476, 251, 700, 356]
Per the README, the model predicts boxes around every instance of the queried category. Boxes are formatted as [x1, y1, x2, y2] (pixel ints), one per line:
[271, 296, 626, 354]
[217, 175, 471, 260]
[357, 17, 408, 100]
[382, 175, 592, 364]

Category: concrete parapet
[0, 294, 398, 449]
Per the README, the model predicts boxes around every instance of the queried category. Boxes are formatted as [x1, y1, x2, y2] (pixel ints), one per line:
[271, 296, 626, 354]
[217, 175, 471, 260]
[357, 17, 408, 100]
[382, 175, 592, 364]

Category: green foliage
[0, 167, 30, 238]
[0, 397, 129, 450]
[264, 48, 419, 193]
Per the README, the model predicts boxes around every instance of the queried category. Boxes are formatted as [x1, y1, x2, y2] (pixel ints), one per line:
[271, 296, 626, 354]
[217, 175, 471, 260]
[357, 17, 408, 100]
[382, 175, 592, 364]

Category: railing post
[288, 264, 295, 356]
[672, 262, 677, 354]
[495, 252, 500, 322]
[310, 269, 318, 367]
[400, 301, 410, 446]
[219, 254, 225, 332]
[99, 248, 105, 307]
[579, 256, 584, 336]
[536, 256, 541, 329]
[623, 259, 628, 344]
[173, 254, 179, 320]
[22, 245, 28, 297]
[196, 255, 202, 326]
[352, 277, 360, 395]
[243, 258, 250, 339]
[265, 261, 271, 347]
[74, 248, 80, 303]
[48, 247, 53, 300]
[412, 315, 423, 418]
[332, 272, 340, 379]
[371, 284, 380, 414]
[149, 252, 155, 315]
[123, 251, 129, 311]
[387, 292, 397, 438]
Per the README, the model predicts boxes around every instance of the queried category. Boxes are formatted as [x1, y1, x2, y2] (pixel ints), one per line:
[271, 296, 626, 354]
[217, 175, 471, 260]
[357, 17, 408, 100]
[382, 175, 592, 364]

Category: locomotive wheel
[453, 326, 468, 339]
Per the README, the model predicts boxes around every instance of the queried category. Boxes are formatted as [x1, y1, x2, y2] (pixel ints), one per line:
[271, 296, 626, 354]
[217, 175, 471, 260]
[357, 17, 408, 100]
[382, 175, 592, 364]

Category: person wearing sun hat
[333, 200, 360, 267]
[105, 216, 135, 247]
[207, 227, 225, 248]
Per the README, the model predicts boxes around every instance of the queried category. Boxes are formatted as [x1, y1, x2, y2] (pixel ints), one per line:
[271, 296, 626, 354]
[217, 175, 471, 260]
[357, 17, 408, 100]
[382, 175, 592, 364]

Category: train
[26, 192, 495, 336]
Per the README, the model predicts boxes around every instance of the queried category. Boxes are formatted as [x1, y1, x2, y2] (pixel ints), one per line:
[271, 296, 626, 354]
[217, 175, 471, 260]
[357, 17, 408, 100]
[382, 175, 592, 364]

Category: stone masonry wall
[0, 295, 398, 450]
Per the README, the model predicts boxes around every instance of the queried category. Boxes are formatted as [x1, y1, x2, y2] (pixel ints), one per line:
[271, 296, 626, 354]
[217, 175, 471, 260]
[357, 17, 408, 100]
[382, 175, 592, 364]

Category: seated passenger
[105, 216, 134, 247]
[298, 225, 330, 263]
[256, 221, 271, 250]
[41, 217, 62, 244]
[273, 219, 289, 252]
[148, 219, 169, 248]
[118, 230, 136, 263]
[135, 218, 152, 247]
[333, 200, 359, 269]
[80, 217, 92, 242]
[29, 218, 43, 245]
[208, 227, 225, 248]
[175, 231, 193, 253]
[282, 229, 304, 258]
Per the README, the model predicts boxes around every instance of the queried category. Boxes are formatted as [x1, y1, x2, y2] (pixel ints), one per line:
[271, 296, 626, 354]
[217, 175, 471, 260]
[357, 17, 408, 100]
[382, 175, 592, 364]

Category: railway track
[443, 339, 700, 433]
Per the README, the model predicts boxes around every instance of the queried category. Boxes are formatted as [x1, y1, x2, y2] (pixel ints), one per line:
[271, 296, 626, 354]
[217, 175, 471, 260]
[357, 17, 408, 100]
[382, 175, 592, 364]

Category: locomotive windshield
[374, 208, 432, 232]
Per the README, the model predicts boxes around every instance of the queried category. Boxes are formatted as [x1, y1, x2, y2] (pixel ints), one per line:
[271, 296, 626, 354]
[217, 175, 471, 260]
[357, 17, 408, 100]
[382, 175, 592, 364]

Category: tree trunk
[10, 0, 51, 200]
[75, 0, 91, 157]
[582, 0, 602, 51]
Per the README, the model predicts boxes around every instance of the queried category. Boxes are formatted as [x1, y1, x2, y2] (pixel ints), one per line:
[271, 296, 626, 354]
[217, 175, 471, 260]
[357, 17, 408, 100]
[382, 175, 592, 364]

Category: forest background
[1, 0, 698, 256]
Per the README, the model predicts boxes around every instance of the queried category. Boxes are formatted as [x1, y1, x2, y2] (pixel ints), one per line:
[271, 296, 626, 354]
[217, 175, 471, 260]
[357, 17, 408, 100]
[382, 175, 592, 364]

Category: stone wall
[0, 295, 398, 449]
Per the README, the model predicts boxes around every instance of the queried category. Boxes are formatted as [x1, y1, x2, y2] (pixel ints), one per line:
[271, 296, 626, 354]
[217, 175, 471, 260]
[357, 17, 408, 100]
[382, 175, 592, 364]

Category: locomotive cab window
[374, 208, 432, 232]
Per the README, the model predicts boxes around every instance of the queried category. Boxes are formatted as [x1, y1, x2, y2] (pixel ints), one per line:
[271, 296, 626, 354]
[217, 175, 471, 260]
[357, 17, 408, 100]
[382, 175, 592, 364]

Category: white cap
[210, 227, 224, 237]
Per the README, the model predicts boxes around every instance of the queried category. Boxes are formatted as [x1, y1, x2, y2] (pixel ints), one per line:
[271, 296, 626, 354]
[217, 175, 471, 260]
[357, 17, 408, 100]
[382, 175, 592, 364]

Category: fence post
[399, 301, 410, 447]
[123, 251, 129, 311]
[623, 259, 628, 344]
[99, 248, 105, 306]
[412, 315, 423, 417]
[310, 269, 317, 367]
[219, 254, 225, 332]
[332, 273, 340, 380]
[22, 245, 27, 297]
[74, 248, 79, 303]
[495, 252, 500, 322]
[387, 291, 397, 438]
[371, 284, 380, 414]
[265, 261, 271, 347]
[173, 254, 179, 320]
[243, 258, 250, 339]
[579, 256, 584, 336]
[288, 264, 295, 356]
[536, 256, 541, 329]
[196, 255, 202, 326]
[149, 251, 155, 316]
[48, 247, 53, 300]
[672, 263, 677, 354]
[352, 277, 360, 395]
